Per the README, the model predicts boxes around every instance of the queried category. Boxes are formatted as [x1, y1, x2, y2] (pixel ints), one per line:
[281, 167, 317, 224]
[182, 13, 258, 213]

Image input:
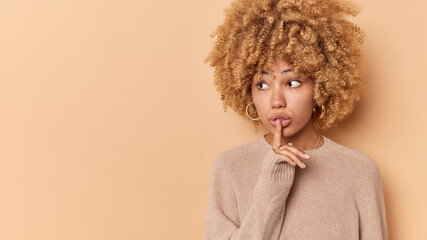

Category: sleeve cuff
[260, 147, 295, 182]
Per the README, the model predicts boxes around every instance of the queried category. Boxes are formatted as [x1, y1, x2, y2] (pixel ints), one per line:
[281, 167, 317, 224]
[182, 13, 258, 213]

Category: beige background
[0, 0, 426, 239]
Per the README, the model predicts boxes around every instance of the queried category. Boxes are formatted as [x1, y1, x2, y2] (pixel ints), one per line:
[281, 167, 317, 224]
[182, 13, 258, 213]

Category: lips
[269, 113, 291, 128]
[270, 113, 291, 121]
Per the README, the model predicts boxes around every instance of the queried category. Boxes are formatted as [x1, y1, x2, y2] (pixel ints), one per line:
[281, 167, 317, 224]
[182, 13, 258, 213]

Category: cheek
[287, 92, 314, 115]
[252, 96, 267, 115]
[251, 88, 264, 109]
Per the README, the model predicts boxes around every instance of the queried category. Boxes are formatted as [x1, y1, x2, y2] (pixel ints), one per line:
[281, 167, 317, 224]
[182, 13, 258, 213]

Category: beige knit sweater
[204, 135, 388, 240]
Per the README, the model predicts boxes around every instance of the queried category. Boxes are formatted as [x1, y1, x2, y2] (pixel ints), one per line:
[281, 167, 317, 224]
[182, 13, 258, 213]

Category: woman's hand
[272, 119, 310, 169]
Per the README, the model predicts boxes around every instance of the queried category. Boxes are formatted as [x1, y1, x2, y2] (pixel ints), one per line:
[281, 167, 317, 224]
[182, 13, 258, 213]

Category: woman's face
[251, 58, 314, 138]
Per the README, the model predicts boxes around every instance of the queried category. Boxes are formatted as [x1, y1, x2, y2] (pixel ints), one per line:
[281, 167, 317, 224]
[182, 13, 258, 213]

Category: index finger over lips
[272, 119, 285, 151]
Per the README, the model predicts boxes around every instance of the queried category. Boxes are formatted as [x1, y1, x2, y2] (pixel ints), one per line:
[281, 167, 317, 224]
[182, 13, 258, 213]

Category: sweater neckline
[257, 134, 333, 156]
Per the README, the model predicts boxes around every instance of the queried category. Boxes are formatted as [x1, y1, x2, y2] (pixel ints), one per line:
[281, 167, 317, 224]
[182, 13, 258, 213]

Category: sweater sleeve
[359, 161, 389, 240]
[204, 148, 295, 240]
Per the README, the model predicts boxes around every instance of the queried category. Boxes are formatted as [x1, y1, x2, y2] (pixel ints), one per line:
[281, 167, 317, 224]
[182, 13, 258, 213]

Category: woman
[204, 0, 388, 239]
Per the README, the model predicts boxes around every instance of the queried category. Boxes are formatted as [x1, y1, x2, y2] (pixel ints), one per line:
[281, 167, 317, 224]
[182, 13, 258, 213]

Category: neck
[264, 120, 324, 151]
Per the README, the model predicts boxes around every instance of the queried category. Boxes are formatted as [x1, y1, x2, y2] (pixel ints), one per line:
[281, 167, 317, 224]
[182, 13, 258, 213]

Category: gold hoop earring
[246, 101, 260, 120]
[312, 104, 325, 119]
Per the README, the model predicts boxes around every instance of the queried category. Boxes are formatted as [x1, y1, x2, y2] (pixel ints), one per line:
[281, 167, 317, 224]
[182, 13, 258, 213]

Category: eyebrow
[261, 68, 292, 75]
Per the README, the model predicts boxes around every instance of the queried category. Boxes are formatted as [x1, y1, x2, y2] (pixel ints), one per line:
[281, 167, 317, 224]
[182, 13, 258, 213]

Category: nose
[270, 86, 286, 109]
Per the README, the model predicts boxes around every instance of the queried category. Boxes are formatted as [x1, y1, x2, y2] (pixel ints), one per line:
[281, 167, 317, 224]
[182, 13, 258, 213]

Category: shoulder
[213, 137, 264, 169]
[328, 138, 382, 178]
[216, 138, 260, 159]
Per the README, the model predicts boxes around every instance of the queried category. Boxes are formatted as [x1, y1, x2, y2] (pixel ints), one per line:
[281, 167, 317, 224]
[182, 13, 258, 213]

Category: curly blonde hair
[204, 0, 366, 130]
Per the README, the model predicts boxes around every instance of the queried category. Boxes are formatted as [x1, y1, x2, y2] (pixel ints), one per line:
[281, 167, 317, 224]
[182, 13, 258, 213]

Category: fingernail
[288, 142, 293, 146]
[304, 153, 310, 158]
[302, 163, 306, 168]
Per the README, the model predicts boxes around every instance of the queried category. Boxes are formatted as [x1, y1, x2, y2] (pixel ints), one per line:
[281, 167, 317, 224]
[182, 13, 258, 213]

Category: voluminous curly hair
[204, 0, 366, 130]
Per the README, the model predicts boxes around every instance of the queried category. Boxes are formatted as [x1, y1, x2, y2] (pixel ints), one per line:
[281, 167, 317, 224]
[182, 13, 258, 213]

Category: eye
[256, 82, 268, 90]
[288, 80, 301, 88]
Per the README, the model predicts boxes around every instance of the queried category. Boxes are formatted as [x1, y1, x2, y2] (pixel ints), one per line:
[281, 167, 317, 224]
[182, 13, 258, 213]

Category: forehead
[259, 58, 295, 77]
[269, 58, 292, 73]
[251, 57, 302, 83]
